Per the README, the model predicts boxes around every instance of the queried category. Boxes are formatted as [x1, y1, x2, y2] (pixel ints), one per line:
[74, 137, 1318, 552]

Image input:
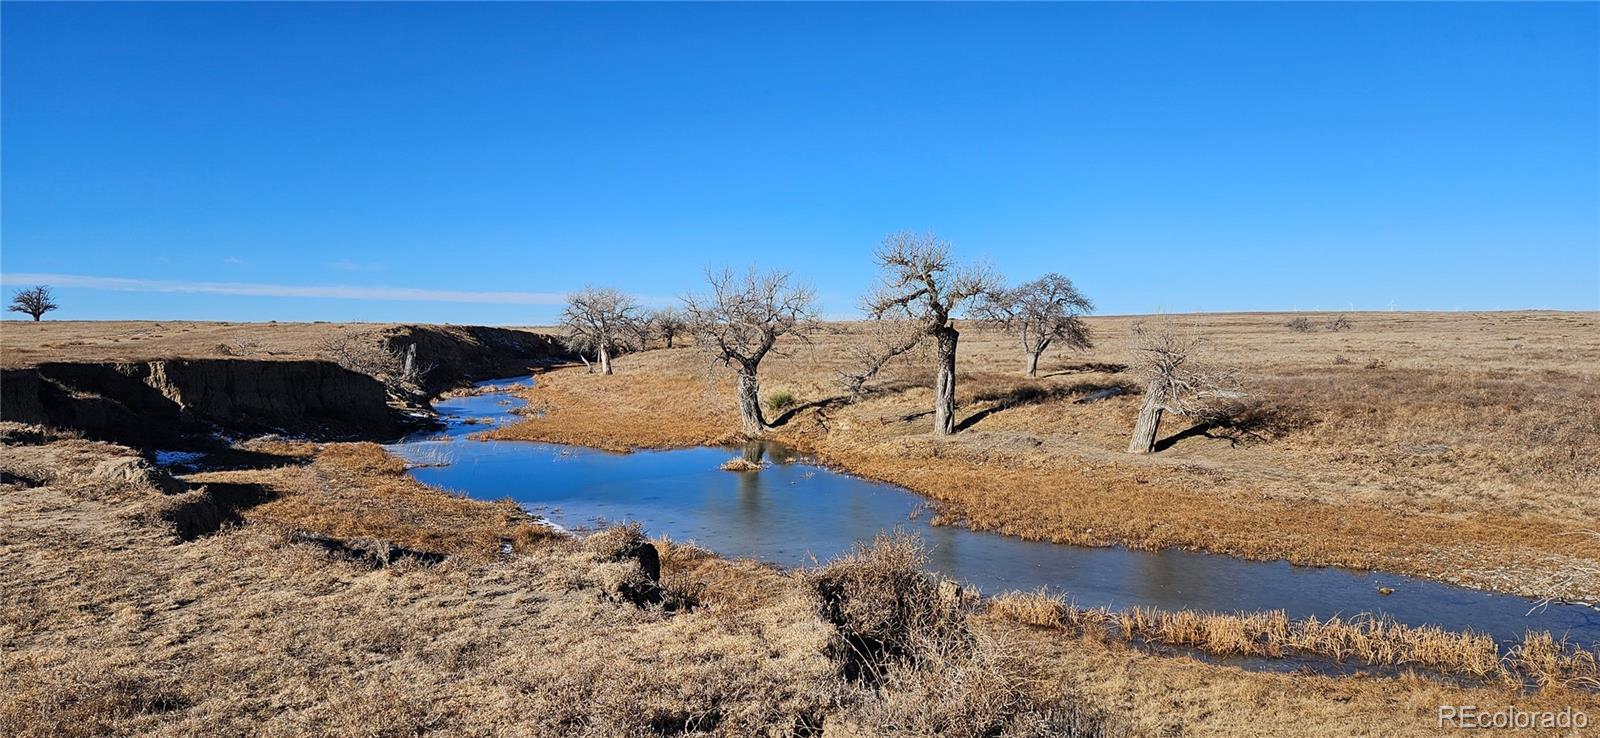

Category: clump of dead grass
[720, 457, 762, 472]
[186, 441, 556, 561]
[810, 534, 1123, 737]
[988, 590, 1600, 689]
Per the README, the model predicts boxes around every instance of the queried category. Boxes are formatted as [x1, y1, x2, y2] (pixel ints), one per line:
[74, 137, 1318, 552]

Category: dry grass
[989, 590, 1600, 689]
[185, 442, 555, 561]
[0, 429, 1110, 737]
[491, 311, 1600, 600]
[0, 319, 555, 368]
[4, 427, 1593, 736]
[996, 618, 1599, 738]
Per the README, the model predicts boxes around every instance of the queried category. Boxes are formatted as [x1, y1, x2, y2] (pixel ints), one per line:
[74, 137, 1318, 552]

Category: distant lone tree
[976, 273, 1094, 377]
[648, 307, 688, 349]
[1126, 321, 1243, 454]
[864, 232, 1000, 436]
[683, 267, 816, 436]
[561, 287, 643, 375]
[8, 285, 58, 321]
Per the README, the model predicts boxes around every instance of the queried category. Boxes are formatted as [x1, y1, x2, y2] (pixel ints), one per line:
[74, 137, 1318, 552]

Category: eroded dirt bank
[0, 324, 566, 447]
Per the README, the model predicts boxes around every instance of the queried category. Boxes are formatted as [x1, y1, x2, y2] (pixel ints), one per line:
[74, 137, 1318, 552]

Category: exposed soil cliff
[0, 324, 568, 448]
[2, 360, 401, 447]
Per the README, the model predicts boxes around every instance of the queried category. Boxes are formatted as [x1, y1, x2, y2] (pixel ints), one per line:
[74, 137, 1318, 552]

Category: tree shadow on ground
[1154, 403, 1310, 451]
[162, 481, 278, 541]
[1038, 362, 1127, 378]
[769, 379, 925, 428]
[770, 396, 854, 427]
[956, 380, 1138, 432]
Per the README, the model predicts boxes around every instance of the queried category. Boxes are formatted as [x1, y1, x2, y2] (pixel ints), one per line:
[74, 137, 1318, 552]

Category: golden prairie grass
[0, 319, 553, 369]
[988, 589, 1600, 689]
[4, 427, 1593, 736]
[492, 311, 1600, 601]
[184, 441, 555, 561]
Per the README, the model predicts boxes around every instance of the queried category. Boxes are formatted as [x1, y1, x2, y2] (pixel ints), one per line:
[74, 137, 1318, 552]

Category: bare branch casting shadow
[1038, 362, 1128, 378]
[770, 379, 927, 428]
[770, 395, 853, 427]
[1153, 403, 1309, 451]
[956, 380, 1138, 432]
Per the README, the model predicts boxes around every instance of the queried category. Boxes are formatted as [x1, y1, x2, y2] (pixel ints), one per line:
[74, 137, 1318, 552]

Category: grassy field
[3, 426, 1593, 737]
[489, 310, 1600, 602]
[3, 313, 1597, 735]
[0, 319, 555, 369]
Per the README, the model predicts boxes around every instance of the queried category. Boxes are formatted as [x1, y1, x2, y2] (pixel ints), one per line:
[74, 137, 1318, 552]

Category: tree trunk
[664, 334, 674, 349]
[1127, 384, 1165, 453]
[1024, 351, 1040, 378]
[933, 326, 958, 436]
[599, 344, 613, 375]
[736, 368, 767, 436]
[402, 343, 418, 381]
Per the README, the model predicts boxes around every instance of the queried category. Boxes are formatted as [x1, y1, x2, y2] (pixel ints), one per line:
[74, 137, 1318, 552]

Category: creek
[388, 377, 1598, 647]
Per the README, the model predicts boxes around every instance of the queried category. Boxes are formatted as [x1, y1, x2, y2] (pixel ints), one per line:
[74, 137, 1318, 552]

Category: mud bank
[0, 325, 568, 447]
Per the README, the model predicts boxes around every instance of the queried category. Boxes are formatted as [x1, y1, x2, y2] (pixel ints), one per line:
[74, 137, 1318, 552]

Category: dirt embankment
[0, 324, 568, 448]
[2, 360, 395, 447]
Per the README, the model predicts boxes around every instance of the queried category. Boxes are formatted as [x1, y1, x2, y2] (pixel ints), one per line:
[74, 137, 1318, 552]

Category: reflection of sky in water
[388, 380, 1600, 647]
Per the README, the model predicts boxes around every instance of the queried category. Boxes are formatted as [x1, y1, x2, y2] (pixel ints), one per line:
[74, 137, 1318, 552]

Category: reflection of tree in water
[765, 443, 802, 464]
[741, 440, 803, 465]
[740, 442, 766, 465]
[736, 462, 762, 497]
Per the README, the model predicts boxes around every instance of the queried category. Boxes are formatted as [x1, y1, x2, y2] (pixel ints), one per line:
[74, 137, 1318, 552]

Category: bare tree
[316, 330, 434, 399]
[649, 307, 688, 349]
[976, 273, 1094, 377]
[683, 267, 816, 436]
[1126, 321, 1243, 454]
[8, 285, 58, 321]
[864, 232, 1000, 436]
[561, 287, 643, 375]
[835, 317, 926, 397]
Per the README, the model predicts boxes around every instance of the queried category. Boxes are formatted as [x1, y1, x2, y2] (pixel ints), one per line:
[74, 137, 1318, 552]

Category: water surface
[389, 377, 1599, 647]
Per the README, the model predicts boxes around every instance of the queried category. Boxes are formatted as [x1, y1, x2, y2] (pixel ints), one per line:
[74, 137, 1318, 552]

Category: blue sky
[2, 2, 1596, 323]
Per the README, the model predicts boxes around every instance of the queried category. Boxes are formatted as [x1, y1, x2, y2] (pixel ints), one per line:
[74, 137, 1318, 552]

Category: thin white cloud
[222, 257, 249, 267]
[0, 272, 567, 305]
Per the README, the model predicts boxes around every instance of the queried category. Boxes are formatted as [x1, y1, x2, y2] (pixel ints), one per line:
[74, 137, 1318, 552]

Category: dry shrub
[1284, 316, 1315, 333]
[841, 631, 1125, 738]
[809, 532, 968, 682]
[810, 535, 1123, 737]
